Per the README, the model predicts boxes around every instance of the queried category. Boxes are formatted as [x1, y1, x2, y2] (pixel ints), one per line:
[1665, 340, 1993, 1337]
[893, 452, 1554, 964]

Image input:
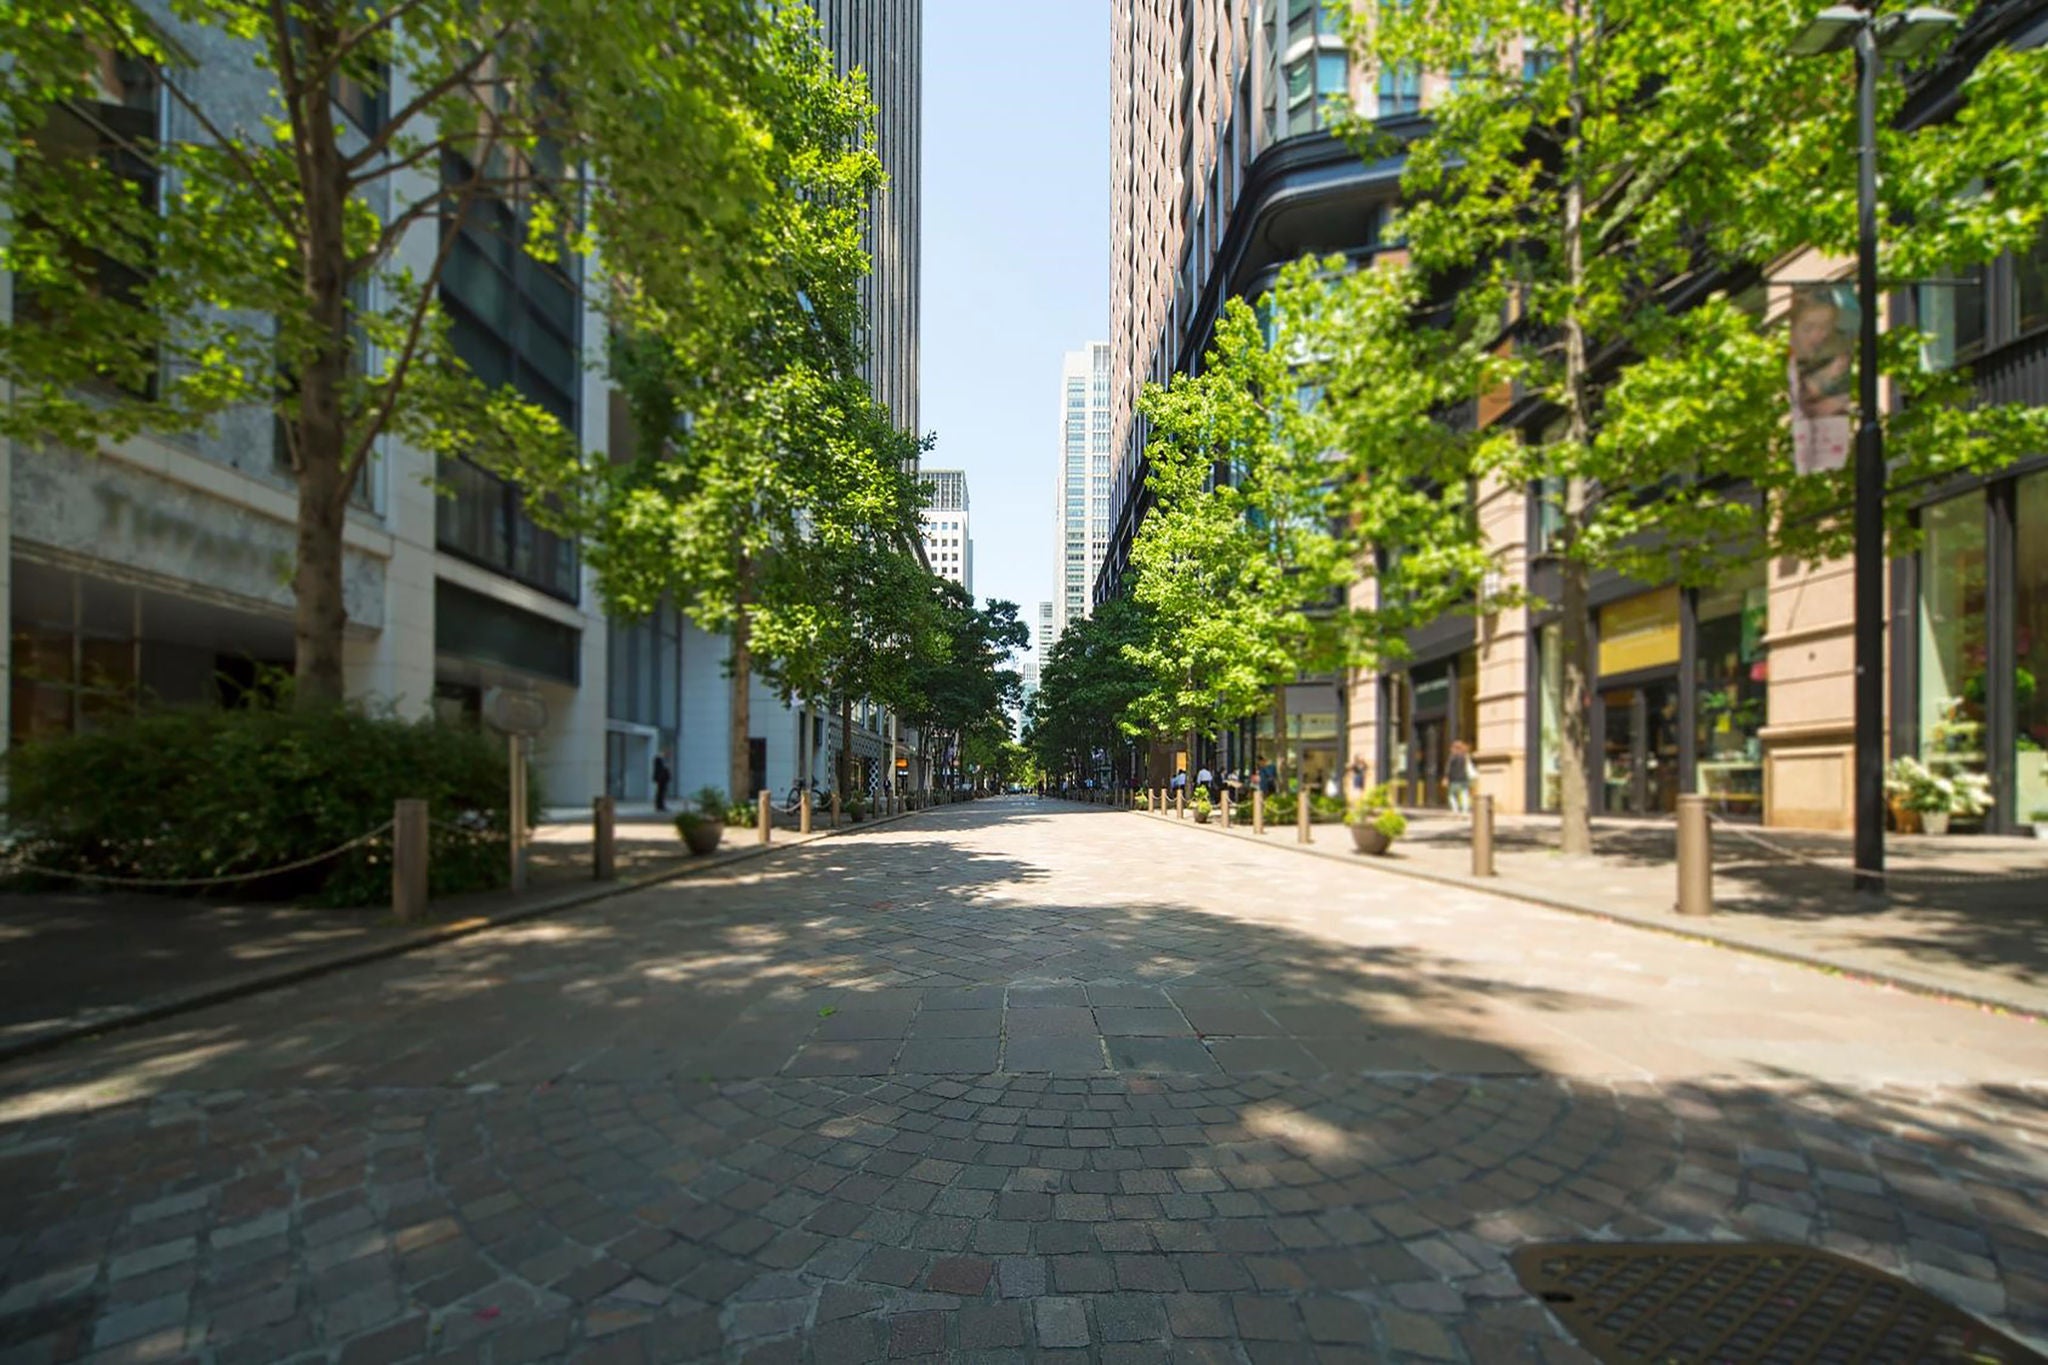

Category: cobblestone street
[1, 798, 2043, 1363]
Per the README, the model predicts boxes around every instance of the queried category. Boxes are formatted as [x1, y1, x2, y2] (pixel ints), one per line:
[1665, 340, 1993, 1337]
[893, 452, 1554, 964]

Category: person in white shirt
[1196, 765, 1215, 801]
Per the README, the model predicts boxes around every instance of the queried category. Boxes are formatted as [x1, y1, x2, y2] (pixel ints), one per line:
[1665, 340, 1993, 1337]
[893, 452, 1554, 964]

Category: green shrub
[1374, 808, 1408, 839]
[1265, 792, 1297, 824]
[1308, 792, 1346, 824]
[2, 704, 532, 905]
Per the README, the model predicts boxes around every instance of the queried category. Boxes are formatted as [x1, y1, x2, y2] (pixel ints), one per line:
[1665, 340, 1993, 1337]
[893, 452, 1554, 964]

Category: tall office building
[1055, 344, 1114, 641]
[1107, 0, 1389, 600]
[812, 0, 922, 435]
[917, 468, 971, 597]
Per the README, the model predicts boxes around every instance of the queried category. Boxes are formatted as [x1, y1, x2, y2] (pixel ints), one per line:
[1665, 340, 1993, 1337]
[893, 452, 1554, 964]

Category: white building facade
[918, 468, 972, 597]
[1055, 343, 1114, 641]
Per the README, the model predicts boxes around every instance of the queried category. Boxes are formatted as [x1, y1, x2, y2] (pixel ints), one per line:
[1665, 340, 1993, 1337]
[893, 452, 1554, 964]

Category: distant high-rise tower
[1036, 600, 1056, 679]
[812, 0, 922, 436]
[917, 468, 972, 597]
[1055, 344, 1113, 641]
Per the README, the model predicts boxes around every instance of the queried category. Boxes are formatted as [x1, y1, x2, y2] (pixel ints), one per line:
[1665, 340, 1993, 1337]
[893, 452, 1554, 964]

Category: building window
[2016, 472, 2048, 826]
[2017, 227, 2048, 338]
[1917, 264, 1987, 371]
[19, 47, 162, 399]
[1378, 62, 1422, 117]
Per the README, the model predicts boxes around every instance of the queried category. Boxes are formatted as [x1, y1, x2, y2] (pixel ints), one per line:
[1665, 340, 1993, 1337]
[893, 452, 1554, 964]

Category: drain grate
[1511, 1241, 2046, 1364]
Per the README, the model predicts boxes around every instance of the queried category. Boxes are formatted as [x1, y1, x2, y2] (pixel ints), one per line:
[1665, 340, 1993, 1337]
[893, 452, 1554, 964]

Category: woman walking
[1446, 740, 1473, 815]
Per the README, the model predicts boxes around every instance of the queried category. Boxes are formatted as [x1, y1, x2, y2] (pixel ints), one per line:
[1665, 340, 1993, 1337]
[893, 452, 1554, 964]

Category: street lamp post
[1790, 4, 1956, 896]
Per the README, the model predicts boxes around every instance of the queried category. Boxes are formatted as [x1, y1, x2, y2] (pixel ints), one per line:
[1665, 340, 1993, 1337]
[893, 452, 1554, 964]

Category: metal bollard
[800, 788, 813, 835]
[1253, 787, 1265, 835]
[593, 795, 616, 881]
[757, 789, 772, 845]
[1297, 790, 1311, 844]
[1677, 794, 1712, 915]
[831, 789, 841, 829]
[393, 799, 429, 922]
[1472, 794, 1495, 878]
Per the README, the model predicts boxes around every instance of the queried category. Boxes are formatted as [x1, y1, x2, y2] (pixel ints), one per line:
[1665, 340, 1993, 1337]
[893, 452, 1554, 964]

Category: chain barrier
[1704, 811, 2048, 886]
[1, 822, 394, 888]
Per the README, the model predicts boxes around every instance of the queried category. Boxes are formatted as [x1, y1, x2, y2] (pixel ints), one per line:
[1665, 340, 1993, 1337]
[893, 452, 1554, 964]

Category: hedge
[2, 704, 535, 906]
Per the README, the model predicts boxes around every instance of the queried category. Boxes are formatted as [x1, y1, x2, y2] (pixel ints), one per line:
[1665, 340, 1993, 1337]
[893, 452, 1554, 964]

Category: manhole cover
[1511, 1241, 2045, 1364]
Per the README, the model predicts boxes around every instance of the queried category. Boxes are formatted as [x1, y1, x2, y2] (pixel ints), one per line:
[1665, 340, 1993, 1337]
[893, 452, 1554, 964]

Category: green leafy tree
[1, 0, 818, 706]
[1027, 596, 1152, 784]
[1346, 0, 2048, 851]
[582, 12, 891, 799]
[898, 586, 1027, 792]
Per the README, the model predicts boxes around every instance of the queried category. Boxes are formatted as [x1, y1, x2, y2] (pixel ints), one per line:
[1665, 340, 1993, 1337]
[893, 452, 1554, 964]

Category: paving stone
[1035, 1297, 1090, 1349]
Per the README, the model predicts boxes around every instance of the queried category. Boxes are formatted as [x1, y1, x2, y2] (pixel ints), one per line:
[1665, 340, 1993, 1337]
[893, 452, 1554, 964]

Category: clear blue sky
[919, 1, 1108, 646]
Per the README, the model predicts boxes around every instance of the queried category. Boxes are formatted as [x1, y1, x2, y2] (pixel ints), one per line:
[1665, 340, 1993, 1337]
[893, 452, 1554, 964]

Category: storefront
[1379, 641, 1478, 808]
[1909, 462, 2048, 834]
[1253, 680, 1342, 793]
[1530, 567, 1770, 819]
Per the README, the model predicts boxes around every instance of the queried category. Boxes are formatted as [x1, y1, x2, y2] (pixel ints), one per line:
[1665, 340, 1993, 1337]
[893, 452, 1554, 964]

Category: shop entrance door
[1599, 680, 1681, 815]
[1412, 716, 1447, 807]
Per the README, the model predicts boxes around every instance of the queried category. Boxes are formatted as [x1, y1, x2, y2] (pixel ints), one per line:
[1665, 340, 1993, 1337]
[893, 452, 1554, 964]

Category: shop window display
[1918, 493, 1989, 817]
[1694, 567, 1769, 819]
[2016, 474, 2048, 829]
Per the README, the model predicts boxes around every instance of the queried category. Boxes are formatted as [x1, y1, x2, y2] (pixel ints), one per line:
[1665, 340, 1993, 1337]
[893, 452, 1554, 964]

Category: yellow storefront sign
[1599, 586, 1681, 676]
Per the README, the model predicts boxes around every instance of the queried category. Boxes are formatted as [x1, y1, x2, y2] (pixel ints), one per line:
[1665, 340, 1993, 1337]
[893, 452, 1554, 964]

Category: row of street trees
[1033, 0, 2045, 841]
[2, 0, 1016, 800]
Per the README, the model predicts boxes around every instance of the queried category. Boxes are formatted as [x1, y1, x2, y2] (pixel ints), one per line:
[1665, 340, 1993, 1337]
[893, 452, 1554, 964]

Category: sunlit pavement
[1, 798, 2042, 1363]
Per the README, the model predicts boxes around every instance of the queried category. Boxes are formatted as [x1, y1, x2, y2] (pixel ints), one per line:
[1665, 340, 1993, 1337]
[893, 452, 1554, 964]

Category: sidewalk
[0, 807, 905, 1063]
[1141, 805, 2048, 1018]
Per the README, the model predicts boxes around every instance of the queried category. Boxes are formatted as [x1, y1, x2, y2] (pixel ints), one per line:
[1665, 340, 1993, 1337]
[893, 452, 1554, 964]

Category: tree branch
[336, 120, 503, 503]
[341, 24, 517, 176]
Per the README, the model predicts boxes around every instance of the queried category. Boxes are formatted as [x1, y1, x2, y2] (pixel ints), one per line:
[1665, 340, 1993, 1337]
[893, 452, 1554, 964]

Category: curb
[1131, 809, 2043, 1022]
[0, 803, 943, 1070]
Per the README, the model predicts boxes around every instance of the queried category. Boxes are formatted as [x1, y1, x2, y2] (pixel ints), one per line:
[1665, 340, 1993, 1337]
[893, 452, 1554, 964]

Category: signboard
[895, 756, 909, 771]
[1789, 284, 1856, 475]
[483, 687, 548, 736]
[1599, 588, 1682, 676]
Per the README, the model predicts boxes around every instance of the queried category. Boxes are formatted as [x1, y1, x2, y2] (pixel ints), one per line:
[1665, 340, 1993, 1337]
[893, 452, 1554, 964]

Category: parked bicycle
[781, 779, 827, 816]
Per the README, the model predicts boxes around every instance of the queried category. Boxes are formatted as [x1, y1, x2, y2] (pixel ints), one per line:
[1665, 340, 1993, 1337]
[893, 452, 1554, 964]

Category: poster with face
[1788, 284, 1857, 475]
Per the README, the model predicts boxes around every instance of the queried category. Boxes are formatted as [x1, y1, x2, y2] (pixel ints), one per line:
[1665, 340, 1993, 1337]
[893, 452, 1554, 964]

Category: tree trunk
[1557, 0, 1594, 857]
[289, 33, 352, 709]
[1272, 687, 1288, 791]
[730, 583, 753, 802]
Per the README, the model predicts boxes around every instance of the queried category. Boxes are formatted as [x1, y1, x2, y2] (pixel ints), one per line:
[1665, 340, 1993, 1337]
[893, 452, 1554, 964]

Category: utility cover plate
[1511, 1240, 2044, 1364]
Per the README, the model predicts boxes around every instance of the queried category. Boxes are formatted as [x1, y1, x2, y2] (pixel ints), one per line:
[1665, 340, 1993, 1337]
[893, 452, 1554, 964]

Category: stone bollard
[1472, 794, 1495, 878]
[831, 790, 841, 829]
[1298, 790, 1311, 845]
[800, 788, 813, 835]
[1176, 788, 1185, 819]
[757, 789, 772, 845]
[393, 799, 428, 922]
[1677, 793, 1713, 916]
[1253, 787, 1265, 836]
[1221, 794, 1232, 829]
[593, 794, 616, 881]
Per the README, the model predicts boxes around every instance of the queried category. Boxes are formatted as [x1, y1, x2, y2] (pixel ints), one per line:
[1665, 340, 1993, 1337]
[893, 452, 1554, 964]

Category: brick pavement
[1, 798, 2043, 1363]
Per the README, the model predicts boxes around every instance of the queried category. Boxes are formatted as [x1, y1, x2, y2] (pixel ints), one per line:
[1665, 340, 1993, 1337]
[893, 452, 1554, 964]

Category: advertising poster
[1789, 284, 1857, 475]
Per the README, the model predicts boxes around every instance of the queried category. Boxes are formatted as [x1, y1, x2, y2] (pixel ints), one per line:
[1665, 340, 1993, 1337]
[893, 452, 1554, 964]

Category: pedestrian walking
[652, 752, 671, 812]
[1347, 755, 1369, 807]
[1258, 761, 1277, 797]
[1196, 763, 1216, 802]
[1446, 740, 1473, 815]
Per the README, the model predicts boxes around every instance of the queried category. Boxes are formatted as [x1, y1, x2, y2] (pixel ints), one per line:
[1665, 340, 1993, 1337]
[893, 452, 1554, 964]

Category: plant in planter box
[1344, 784, 1405, 855]
[845, 794, 867, 822]
[674, 789, 727, 857]
[1192, 793, 1213, 824]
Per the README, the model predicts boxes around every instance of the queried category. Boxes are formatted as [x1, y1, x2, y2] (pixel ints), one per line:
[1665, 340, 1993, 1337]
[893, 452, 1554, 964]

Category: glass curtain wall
[1538, 622, 1562, 812]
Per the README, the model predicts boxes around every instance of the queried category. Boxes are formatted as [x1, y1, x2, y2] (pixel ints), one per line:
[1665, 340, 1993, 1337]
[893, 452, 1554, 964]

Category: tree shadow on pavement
[0, 806, 2042, 1362]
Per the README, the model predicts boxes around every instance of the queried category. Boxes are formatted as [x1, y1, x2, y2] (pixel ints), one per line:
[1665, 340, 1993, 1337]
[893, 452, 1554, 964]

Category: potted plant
[2032, 809, 2048, 840]
[1884, 756, 1991, 835]
[1345, 785, 1406, 855]
[1135, 791, 1151, 811]
[675, 787, 728, 856]
[845, 793, 867, 823]
[1192, 793, 1213, 824]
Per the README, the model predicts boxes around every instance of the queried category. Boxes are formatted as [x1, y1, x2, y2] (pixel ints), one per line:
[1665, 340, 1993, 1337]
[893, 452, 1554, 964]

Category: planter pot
[1889, 799, 1922, 835]
[677, 820, 723, 856]
[1921, 811, 1951, 836]
[2033, 822, 2048, 840]
[1349, 824, 1392, 856]
[1193, 810, 1211, 824]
